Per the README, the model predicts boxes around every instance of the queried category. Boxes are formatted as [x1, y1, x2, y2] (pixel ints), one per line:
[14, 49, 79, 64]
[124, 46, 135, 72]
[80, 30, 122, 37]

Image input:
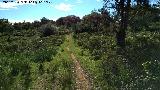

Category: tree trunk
[116, 0, 131, 48]
[116, 28, 126, 47]
[116, 0, 125, 47]
[116, 13, 126, 48]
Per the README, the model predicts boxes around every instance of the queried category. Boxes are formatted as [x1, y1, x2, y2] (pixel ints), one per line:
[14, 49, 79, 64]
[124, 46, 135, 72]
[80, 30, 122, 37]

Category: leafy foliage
[56, 15, 81, 29]
[40, 23, 58, 37]
[0, 0, 160, 89]
[0, 22, 65, 89]
[74, 11, 112, 33]
[74, 30, 160, 89]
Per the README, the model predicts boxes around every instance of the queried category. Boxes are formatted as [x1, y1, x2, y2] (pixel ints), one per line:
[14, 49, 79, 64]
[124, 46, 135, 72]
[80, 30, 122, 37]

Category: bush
[33, 48, 57, 63]
[40, 23, 58, 37]
[74, 31, 160, 89]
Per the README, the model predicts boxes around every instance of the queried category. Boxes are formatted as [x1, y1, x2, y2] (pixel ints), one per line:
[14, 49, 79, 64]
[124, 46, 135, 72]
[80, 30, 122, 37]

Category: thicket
[0, 19, 65, 89]
[73, 4, 160, 89]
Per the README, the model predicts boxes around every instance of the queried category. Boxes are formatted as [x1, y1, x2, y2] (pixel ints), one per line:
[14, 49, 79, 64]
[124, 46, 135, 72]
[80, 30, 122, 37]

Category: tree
[129, 3, 160, 31]
[136, 0, 149, 7]
[40, 17, 49, 25]
[33, 20, 41, 28]
[83, 11, 102, 32]
[74, 10, 112, 33]
[40, 23, 57, 37]
[22, 21, 33, 30]
[0, 19, 13, 33]
[13, 22, 22, 30]
[103, 0, 131, 47]
[103, 0, 151, 47]
[56, 17, 64, 26]
[56, 15, 81, 28]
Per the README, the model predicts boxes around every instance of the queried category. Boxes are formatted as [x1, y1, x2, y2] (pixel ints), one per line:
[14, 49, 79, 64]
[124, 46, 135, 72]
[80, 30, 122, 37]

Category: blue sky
[0, 0, 104, 23]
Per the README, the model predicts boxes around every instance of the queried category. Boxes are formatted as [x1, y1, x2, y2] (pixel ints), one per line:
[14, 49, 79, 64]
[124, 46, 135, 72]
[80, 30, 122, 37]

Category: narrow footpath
[66, 34, 91, 90]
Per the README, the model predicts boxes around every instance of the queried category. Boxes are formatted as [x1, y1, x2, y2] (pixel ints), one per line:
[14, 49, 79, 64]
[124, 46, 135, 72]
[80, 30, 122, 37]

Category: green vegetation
[30, 35, 74, 90]
[0, 22, 66, 89]
[73, 31, 160, 89]
[0, 0, 160, 89]
[47, 35, 74, 89]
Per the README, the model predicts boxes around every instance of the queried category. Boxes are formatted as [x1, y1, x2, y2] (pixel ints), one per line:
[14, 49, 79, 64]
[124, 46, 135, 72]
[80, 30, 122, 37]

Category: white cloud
[0, 2, 18, 10]
[9, 19, 34, 23]
[0, 0, 35, 10]
[0, 8, 9, 10]
[96, 0, 101, 2]
[9, 19, 24, 23]
[54, 3, 73, 12]
[76, 0, 82, 3]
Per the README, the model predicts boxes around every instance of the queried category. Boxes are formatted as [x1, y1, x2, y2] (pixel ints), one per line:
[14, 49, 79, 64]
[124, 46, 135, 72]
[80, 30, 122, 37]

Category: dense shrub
[74, 31, 160, 89]
[33, 48, 57, 63]
[0, 27, 65, 89]
[74, 11, 112, 33]
[40, 23, 58, 37]
[0, 19, 13, 33]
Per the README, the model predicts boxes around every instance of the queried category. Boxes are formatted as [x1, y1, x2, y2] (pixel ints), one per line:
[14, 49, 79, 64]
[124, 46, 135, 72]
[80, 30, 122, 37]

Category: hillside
[0, 0, 160, 90]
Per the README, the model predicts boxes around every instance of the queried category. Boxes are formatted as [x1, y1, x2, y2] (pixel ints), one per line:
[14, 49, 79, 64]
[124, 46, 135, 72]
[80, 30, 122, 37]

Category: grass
[28, 35, 76, 90]
[46, 35, 75, 90]
[68, 33, 109, 89]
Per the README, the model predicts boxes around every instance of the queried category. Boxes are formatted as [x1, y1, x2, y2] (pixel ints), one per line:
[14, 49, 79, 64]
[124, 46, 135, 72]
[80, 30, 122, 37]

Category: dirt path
[66, 35, 91, 90]
[71, 53, 91, 90]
